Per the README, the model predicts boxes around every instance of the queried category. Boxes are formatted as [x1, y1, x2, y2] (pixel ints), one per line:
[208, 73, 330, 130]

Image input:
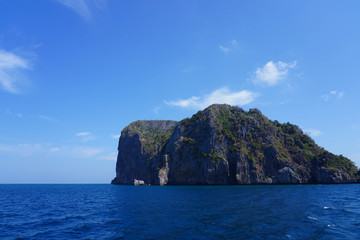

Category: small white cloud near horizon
[254, 61, 296, 86]
[0, 50, 30, 93]
[165, 87, 258, 110]
[56, 0, 107, 21]
[75, 132, 95, 141]
[304, 128, 322, 138]
[219, 39, 238, 53]
[321, 90, 345, 101]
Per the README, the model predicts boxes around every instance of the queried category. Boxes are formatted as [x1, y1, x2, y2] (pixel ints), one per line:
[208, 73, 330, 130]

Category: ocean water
[1, 184, 360, 239]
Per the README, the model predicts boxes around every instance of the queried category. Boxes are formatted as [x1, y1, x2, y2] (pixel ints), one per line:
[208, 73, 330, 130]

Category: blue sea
[1, 184, 360, 239]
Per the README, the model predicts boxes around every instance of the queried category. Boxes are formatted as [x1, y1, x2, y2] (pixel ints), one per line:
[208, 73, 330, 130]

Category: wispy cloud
[153, 106, 161, 114]
[70, 146, 103, 158]
[0, 143, 103, 159]
[56, 0, 107, 21]
[76, 132, 91, 137]
[49, 147, 61, 152]
[0, 50, 30, 93]
[75, 132, 95, 141]
[165, 87, 258, 110]
[5, 110, 23, 118]
[254, 61, 296, 86]
[219, 46, 231, 53]
[97, 152, 117, 161]
[51, 146, 103, 158]
[111, 134, 120, 140]
[321, 90, 345, 101]
[304, 128, 322, 138]
[0, 143, 45, 156]
[219, 39, 238, 54]
[51, 145, 103, 158]
[38, 115, 59, 122]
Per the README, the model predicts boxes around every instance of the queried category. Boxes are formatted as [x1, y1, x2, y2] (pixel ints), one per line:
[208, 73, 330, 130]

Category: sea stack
[111, 104, 359, 185]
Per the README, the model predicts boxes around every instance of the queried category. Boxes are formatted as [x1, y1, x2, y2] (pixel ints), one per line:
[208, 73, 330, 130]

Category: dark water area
[1, 184, 360, 239]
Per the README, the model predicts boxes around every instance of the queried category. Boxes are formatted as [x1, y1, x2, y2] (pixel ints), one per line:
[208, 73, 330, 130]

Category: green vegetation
[201, 151, 225, 165]
[180, 117, 192, 128]
[123, 104, 359, 182]
[324, 153, 358, 175]
[272, 120, 359, 177]
[124, 120, 177, 158]
[229, 145, 240, 152]
[182, 137, 196, 145]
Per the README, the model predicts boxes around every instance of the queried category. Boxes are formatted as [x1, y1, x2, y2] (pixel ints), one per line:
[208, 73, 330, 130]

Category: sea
[1, 184, 360, 240]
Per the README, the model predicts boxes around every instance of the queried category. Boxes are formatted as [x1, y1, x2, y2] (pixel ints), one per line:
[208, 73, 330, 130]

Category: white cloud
[231, 39, 238, 47]
[76, 132, 95, 141]
[49, 145, 103, 158]
[38, 115, 58, 122]
[321, 94, 330, 102]
[57, 0, 91, 20]
[153, 106, 161, 114]
[76, 132, 91, 137]
[111, 134, 120, 140]
[165, 87, 258, 110]
[0, 143, 45, 156]
[219, 39, 238, 53]
[331, 90, 345, 98]
[70, 146, 103, 158]
[50, 147, 61, 152]
[0, 50, 30, 93]
[254, 61, 296, 86]
[97, 152, 117, 161]
[219, 46, 231, 53]
[321, 90, 345, 101]
[56, 0, 107, 21]
[304, 128, 322, 138]
[6, 110, 24, 118]
[0, 142, 104, 159]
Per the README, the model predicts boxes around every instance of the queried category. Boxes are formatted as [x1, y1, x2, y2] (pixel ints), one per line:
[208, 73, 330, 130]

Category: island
[111, 104, 359, 185]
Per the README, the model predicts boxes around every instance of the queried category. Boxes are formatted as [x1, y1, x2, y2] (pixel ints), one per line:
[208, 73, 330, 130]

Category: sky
[1, 0, 360, 183]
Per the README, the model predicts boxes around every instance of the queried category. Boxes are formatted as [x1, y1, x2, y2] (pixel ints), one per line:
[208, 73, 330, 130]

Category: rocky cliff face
[111, 120, 178, 185]
[111, 104, 359, 185]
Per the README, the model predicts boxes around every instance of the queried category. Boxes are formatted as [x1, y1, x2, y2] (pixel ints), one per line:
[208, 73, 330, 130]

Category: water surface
[1, 184, 360, 239]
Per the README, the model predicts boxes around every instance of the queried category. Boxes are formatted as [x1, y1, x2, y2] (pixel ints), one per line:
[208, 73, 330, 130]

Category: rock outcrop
[111, 104, 359, 185]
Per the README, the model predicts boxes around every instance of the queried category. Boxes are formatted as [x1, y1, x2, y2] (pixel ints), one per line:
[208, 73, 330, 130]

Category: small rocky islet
[111, 104, 359, 185]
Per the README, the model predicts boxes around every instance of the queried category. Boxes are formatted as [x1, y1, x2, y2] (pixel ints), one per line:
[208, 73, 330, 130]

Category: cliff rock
[111, 104, 359, 185]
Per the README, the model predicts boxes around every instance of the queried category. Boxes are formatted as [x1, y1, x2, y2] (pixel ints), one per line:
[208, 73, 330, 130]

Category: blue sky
[1, 0, 360, 183]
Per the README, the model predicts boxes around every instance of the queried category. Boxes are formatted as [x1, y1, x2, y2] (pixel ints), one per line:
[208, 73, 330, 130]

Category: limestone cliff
[111, 104, 359, 185]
